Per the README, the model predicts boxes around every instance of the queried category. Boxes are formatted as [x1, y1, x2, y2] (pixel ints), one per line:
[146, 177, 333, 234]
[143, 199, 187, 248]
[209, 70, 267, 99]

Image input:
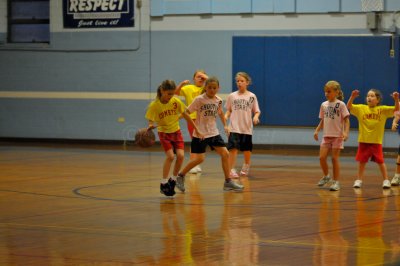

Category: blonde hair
[324, 80, 344, 101]
[235, 72, 252, 85]
[193, 69, 206, 79]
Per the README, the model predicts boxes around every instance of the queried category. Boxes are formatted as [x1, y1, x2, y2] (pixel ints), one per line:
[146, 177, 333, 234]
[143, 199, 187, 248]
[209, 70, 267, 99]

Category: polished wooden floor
[1, 142, 400, 265]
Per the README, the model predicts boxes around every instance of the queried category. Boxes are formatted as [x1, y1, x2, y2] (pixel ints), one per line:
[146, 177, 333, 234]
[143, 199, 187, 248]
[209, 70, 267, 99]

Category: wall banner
[63, 0, 134, 28]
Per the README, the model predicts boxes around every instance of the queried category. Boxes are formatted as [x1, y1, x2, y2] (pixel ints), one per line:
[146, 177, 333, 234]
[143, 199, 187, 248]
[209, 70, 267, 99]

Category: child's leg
[331, 148, 341, 181]
[163, 149, 175, 179]
[243, 150, 251, 165]
[229, 148, 238, 170]
[377, 162, 389, 180]
[357, 162, 366, 180]
[180, 153, 205, 176]
[214, 146, 230, 180]
[319, 146, 330, 177]
[172, 149, 184, 176]
[395, 155, 400, 175]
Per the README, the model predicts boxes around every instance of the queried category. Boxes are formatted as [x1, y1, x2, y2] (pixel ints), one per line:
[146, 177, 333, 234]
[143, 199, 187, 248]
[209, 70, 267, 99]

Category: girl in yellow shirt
[146, 79, 202, 196]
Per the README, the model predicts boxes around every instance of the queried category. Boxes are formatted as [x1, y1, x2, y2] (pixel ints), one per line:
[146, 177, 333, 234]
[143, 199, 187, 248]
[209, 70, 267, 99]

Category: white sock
[161, 179, 168, 184]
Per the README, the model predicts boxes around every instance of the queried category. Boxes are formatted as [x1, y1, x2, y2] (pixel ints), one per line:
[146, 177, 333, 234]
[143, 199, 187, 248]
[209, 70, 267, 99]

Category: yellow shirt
[350, 104, 394, 144]
[180, 84, 203, 119]
[145, 97, 186, 133]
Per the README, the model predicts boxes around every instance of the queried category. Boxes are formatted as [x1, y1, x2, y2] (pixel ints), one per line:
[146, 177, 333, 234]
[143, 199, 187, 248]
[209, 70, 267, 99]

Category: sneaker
[230, 169, 239, 178]
[391, 175, 400, 186]
[176, 173, 185, 192]
[329, 181, 341, 191]
[160, 182, 175, 196]
[189, 167, 198, 174]
[223, 179, 244, 191]
[168, 178, 176, 191]
[196, 165, 202, 173]
[383, 179, 391, 189]
[353, 179, 362, 188]
[317, 175, 331, 187]
[240, 164, 250, 176]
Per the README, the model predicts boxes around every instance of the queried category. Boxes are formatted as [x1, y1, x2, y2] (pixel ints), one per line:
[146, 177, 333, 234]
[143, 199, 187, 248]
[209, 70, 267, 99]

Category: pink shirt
[188, 94, 223, 138]
[225, 91, 260, 135]
[319, 99, 349, 137]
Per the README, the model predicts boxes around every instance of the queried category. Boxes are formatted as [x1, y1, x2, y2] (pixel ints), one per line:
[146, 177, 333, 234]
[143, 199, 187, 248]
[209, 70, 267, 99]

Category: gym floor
[0, 141, 400, 265]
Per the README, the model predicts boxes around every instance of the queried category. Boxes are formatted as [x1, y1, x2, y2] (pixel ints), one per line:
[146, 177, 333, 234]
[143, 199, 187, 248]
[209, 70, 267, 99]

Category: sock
[161, 179, 168, 184]
[171, 175, 177, 181]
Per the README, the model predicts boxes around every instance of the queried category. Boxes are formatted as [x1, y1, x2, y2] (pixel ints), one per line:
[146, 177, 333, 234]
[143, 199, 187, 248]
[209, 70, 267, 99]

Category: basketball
[134, 128, 156, 148]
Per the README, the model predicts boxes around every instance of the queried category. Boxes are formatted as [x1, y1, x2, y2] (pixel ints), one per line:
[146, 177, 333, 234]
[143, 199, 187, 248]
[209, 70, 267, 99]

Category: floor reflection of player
[355, 191, 387, 266]
[157, 201, 187, 264]
[220, 177, 259, 264]
[314, 190, 349, 265]
[390, 187, 400, 264]
[185, 175, 209, 263]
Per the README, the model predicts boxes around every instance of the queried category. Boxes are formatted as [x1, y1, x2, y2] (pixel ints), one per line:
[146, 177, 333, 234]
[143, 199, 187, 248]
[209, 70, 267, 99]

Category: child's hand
[392, 122, 398, 131]
[313, 131, 319, 141]
[195, 129, 205, 140]
[147, 125, 156, 131]
[179, 80, 190, 87]
[392, 91, 399, 100]
[351, 90, 360, 98]
[253, 117, 259, 125]
[343, 132, 348, 141]
[224, 125, 230, 137]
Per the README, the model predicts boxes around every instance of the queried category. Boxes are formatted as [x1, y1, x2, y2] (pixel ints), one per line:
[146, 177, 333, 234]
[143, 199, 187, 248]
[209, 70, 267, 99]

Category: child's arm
[224, 110, 231, 121]
[347, 89, 359, 110]
[253, 111, 260, 125]
[147, 120, 156, 131]
[198, 72, 209, 82]
[218, 109, 230, 136]
[174, 80, 190, 96]
[313, 119, 323, 141]
[392, 111, 400, 131]
[343, 116, 350, 141]
[393, 91, 399, 112]
[182, 111, 204, 139]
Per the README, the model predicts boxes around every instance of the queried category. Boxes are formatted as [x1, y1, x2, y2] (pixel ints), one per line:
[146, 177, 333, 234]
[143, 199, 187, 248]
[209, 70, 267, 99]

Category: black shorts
[191, 135, 226, 153]
[227, 132, 253, 151]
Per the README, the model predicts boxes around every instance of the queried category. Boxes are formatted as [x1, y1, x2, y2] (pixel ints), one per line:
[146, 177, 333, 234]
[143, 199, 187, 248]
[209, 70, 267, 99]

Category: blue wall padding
[232, 36, 400, 127]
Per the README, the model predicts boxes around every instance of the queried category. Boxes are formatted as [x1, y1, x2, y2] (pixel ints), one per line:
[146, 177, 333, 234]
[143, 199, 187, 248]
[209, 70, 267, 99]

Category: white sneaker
[317, 175, 331, 187]
[223, 179, 244, 191]
[196, 165, 202, 173]
[353, 179, 362, 188]
[383, 179, 391, 189]
[391, 175, 400, 186]
[189, 166, 198, 174]
[329, 181, 341, 191]
[230, 169, 239, 178]
[240, 164, 250, 176]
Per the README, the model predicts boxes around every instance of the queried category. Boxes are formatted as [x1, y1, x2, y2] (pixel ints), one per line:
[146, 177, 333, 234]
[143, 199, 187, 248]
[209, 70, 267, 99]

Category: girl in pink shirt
[314, 80, 350, 191]
[176, 76, 244, 192]
[225, 72, 261, 178]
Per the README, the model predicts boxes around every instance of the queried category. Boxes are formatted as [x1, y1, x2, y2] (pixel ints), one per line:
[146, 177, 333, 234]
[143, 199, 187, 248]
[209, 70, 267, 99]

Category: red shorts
[158, 130, 185, 152]
[356, 142, 384, 163]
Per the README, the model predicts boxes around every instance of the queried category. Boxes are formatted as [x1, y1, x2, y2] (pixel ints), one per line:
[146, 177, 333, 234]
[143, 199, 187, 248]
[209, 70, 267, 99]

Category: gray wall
[0, 0, 400, 147]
